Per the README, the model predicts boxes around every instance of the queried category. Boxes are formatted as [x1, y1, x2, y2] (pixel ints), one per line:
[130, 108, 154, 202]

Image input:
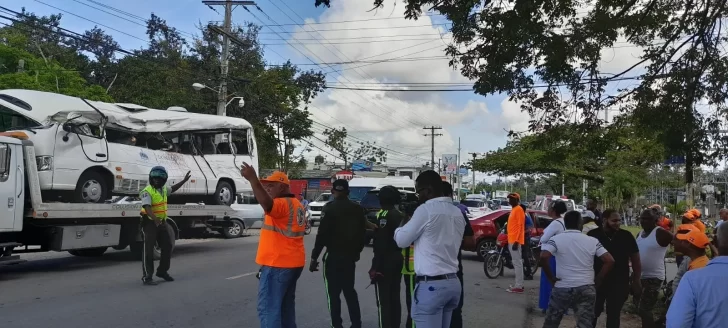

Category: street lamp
[192, 82, 244, 115]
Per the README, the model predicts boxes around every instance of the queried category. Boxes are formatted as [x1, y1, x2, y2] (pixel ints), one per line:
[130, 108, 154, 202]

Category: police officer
[310, 179, 367, 328]
[370, 185, 405, 328]
[139, 166, 191, 286]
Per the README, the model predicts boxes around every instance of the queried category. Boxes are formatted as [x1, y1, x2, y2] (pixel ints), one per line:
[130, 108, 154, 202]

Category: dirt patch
[526, 288, 643, 328]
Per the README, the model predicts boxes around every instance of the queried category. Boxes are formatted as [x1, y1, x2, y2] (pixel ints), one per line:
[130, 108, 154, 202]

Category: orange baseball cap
[261, 171, 290, 185]
[507, 193, 520, 200]
[688, 208, 702, 218]
[682, 212, 696, 221]
[676, 229, 710, 249]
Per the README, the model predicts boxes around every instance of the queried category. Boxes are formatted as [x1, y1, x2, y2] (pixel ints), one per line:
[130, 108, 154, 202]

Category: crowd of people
[240, 167, 479, 328]
[235, 161, 728, 328]
[534, 200, 728, 328]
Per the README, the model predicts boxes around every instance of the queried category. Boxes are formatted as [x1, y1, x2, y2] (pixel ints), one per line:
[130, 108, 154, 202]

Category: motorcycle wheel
[484, 253, 504, 279]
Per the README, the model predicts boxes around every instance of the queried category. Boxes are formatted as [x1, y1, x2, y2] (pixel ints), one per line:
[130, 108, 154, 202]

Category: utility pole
[423, 126, 443, 170]
[456, 138, 461, 200]
[202, 0, 256, 116]
[469, 152, 479, 189]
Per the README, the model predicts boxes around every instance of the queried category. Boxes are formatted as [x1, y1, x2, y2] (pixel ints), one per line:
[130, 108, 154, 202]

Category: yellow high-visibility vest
[139, 185, 168, 220]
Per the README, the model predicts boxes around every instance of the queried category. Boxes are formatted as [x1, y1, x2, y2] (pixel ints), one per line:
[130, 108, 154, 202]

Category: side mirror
[62, 123, 73, 132]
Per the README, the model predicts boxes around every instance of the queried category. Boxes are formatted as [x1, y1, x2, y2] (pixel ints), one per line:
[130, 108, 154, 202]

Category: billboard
[351, 159, 373, 171]
[459, 167, 469, 176]
[442, 154, 457, 174]
[333, 170, 354, 181]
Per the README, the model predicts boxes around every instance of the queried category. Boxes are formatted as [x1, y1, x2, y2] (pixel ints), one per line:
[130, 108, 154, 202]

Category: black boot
[156, 273, 174, 282]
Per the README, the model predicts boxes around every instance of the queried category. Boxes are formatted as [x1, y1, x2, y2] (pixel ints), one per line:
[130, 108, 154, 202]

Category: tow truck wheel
[130, 239, 176, 260]
[223, 219, 245, 239]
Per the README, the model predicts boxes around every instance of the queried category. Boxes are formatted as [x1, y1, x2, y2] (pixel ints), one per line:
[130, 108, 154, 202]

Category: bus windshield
[349, 187, 375, 202]
[0, 104, 41, 132]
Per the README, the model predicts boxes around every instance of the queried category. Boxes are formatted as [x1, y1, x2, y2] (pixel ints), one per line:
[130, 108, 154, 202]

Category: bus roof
[0, 89, 253, 132]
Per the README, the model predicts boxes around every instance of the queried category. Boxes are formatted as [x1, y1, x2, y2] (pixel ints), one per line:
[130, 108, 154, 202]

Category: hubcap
[228, 222, 242, 236]
[479, 242, 494, 258]
[82, 180, 102, 202]
[218, 187, 232, 204]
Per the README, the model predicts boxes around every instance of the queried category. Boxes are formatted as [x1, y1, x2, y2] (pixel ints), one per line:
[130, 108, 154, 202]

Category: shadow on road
[0, 242, 221, 278]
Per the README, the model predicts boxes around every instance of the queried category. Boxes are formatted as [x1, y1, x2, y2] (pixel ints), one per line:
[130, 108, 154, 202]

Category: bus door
[55, 123, 108, 170]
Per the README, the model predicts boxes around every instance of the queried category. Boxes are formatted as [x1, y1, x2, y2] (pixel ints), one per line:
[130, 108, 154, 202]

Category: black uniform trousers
[592, 282, 629, 328]
[323, 253, 362, 328]
[141, 219, 173, 280]
[450, 272, 465, 328]
[403, 273, 415, 328]
[374, 266, 402, 328]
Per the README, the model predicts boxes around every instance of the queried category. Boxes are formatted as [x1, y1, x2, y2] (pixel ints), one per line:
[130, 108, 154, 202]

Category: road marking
[226, 271, 258, 280]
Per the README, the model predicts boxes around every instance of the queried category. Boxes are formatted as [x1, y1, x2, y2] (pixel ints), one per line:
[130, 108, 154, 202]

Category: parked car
[220, 194, 265, 238]
[497, 199, 512, 210]
[465, 209, 553, 259]
[307, 192, 333, 224]
[361, 188, 419, 245]
[460, 199, 489, 218]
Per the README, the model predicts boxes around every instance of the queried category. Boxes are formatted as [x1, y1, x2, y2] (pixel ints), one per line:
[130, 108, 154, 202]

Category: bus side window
[106, 129, 137, 146]
[73, 124, 103, 138]
[232, 130, 249, 155]
[216, 132, 233, 154]
[0, 143, 9, 181]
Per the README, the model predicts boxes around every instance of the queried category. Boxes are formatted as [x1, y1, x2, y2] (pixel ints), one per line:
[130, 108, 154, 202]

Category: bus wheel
[74, 171, 109, 203]
[213, 181, 234, 205]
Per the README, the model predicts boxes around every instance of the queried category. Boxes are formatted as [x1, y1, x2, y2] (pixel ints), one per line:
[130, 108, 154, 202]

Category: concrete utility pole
[469, 152, 479, 189]
[423, 126, 443, 170]
[456, 138, 461, 200]
[202, 0, 256, 116]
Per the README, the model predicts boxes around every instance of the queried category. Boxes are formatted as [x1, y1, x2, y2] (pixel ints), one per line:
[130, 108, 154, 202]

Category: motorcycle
[304, 211, 313, 235]
[483, 225, 540, 279]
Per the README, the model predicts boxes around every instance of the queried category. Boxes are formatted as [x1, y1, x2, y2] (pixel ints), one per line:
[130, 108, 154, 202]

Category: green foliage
[0, 43, 111, 101]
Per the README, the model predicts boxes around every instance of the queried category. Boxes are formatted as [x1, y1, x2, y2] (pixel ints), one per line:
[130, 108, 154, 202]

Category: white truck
[0, 134, 236, 265]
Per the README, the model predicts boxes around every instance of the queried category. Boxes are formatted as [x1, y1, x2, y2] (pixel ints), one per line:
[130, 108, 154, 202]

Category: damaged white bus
[0, 89, 258, 205]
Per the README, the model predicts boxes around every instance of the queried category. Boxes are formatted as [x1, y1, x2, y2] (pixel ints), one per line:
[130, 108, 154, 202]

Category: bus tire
[74, 170, 109, 203]
[212, 181, 234, 206]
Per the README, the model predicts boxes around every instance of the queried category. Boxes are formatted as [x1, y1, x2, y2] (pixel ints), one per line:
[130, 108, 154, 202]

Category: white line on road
[226, 271, 258, 280]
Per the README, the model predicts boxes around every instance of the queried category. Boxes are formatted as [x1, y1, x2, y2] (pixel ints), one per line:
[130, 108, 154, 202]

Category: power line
[254, 14, 444, 26]
[32, 0, 149, 42]
[259, 37, 445, 45]
[423, 126, 443, 170]
[257, 23, 451, 33]
[244, 5, 421, 130]
[265, 55, 450, 66]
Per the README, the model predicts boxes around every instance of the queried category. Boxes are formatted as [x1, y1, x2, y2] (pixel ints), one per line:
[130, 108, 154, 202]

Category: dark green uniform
[371, 209, 404, 328]
[311, 197, 367, 328]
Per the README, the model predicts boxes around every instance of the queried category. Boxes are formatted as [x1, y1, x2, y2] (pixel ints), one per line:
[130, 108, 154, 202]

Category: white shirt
[540, 216, 565, 245]
[636, 227, 668, 279]
[541, 230, 608, 288]
[394, 197, 465, 276]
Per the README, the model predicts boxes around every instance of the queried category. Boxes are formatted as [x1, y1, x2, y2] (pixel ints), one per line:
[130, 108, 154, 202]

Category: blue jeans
[412, 276, 461, 328]
[257, 266, 304, 328]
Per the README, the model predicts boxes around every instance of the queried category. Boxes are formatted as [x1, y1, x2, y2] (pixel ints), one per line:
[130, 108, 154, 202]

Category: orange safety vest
[256, 197, 306, 268]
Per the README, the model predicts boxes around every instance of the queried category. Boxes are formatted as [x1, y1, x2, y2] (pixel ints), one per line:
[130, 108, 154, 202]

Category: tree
[0, 43, 111, 101]
[322, 127, 387, 168]
[316, 0, 728, 184]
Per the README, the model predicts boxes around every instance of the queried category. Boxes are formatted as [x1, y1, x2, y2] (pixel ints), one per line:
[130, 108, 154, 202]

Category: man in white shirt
[394, 170, 466, 328]
[540, 210, 615, 328]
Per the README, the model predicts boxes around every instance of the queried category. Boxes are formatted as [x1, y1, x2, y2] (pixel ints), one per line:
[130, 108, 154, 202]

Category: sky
[14, 0, 657, 182]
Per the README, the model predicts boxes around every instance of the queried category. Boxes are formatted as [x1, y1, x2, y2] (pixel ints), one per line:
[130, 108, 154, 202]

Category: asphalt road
[0, 229, 530, 328]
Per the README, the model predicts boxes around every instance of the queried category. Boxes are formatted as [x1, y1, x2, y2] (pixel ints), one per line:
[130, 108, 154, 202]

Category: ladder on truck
[22, 141, 234, 219]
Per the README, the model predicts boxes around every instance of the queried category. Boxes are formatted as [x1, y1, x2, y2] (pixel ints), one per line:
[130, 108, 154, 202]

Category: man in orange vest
[241, 164, 306, 328]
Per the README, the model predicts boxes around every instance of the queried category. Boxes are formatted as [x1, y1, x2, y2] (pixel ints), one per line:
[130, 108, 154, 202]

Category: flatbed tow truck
[0, 134, 235, 266]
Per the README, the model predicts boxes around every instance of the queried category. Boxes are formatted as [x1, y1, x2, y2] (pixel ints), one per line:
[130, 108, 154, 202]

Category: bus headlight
[36, 156, 53, 171]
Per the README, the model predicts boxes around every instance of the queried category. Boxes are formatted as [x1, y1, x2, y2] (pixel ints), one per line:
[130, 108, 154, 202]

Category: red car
[465, 209, 553, 259]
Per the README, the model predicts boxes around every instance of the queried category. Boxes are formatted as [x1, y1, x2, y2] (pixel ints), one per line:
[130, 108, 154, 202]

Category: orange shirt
[256, 197, 306, 268]
[688, 255, 709, 271]
[507, 205, 526, 245]
[693, 220, 706, 233]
